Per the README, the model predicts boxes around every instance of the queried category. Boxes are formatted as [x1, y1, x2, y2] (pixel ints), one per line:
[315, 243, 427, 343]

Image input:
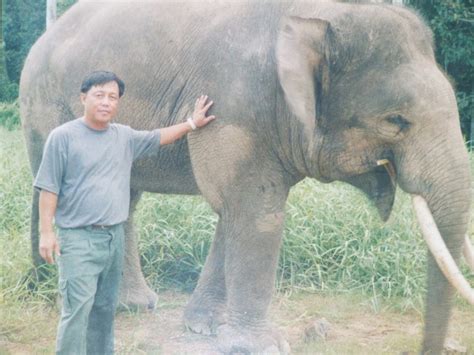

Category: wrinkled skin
[20, 1, 470, 354]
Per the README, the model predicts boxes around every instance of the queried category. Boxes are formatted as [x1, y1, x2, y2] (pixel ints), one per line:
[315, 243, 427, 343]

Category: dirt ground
[112, 291, 472, 354]
[2, 290, 472, 354]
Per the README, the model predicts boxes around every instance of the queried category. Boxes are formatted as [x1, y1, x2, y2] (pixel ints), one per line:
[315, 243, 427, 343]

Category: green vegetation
[0, 0, 74, 103]
[0, 101, 20, 130]
[136, 177, 429, 303]
[1, 0, 46, 101]
[406, 0, 474, 140]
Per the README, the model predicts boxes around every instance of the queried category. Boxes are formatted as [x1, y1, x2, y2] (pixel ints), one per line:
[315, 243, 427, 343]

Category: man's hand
[39, 231, 61, 264]
[160, 95, 216, 145]
[191, 95, 216, 128]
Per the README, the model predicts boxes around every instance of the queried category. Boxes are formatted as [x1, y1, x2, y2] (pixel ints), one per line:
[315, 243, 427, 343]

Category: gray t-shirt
[34, 117, 161, 228]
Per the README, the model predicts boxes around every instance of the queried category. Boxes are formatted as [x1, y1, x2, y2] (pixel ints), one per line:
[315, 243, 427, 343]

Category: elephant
[19, 0, 474, 353]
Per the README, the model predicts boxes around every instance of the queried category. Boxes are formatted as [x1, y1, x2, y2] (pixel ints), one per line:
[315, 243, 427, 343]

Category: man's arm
[159, 95, 216, 145]
[39, 190, 61, 264]
[159, 122, 195, 146]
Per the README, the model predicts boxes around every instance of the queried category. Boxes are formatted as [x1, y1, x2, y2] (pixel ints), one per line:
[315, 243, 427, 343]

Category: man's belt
[90, 224, 115, 230]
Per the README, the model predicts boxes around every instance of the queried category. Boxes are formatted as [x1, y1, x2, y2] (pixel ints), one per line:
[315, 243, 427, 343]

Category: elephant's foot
[118, 283, 158, 311]
[184, 295, 226, 335]
[217, 323, 290, 354]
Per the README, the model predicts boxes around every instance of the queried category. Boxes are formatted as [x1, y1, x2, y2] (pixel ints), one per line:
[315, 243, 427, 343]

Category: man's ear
[276, 16, 331, 138]
[80, 93, 86, 105]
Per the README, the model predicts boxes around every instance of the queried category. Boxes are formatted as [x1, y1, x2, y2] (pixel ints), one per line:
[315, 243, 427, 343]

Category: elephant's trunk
[397, 132, 471, 353]
[463, 234, 474, 272]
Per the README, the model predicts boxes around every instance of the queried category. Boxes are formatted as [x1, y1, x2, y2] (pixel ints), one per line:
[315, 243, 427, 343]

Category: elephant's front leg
[184, 218, 226, 335]
[217, 203, 290, 354]
[187, 123, 292, 352]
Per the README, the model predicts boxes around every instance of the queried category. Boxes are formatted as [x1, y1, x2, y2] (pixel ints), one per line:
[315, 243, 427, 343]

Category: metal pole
[46, 0, 57, 29]
[470, 104, 474, 151]
[0, 0, 8, 79]
[0, 0, 3, 47]
[0, 0, 6, 78]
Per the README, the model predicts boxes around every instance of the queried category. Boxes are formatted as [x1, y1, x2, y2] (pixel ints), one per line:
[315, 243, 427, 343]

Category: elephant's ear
[276, 16, 330, 136]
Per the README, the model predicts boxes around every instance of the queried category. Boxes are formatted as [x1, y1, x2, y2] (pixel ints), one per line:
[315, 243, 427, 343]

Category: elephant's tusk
[464, 235, 474, 272]
[376, 159, 396, 188]
[412, 195, 474, 305]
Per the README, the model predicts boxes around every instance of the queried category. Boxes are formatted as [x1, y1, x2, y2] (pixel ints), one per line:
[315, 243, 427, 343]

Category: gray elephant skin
[20, 1, 471, 353]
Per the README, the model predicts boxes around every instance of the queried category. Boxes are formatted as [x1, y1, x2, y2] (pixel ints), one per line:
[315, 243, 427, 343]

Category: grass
[280, 180, 427, 299]
[133, 177, 429, 301]
[0, 125, 473, 352]
[0, 101, 20, 131]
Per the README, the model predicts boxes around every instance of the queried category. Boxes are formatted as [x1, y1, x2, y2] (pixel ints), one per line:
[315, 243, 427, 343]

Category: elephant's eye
[385, 114, 410, 133]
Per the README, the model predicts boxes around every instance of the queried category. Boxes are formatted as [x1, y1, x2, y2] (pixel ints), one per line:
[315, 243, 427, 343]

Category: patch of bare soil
[115, 291, 219, 354]
[2, 291, 472, 354]
[114, 291, 473, 354]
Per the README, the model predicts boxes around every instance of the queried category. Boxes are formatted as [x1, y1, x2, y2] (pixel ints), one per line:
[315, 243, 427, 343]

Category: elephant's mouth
[342, 159, 397, 222]
[343, 158, 474, 304]
[343, 159, 474, 304]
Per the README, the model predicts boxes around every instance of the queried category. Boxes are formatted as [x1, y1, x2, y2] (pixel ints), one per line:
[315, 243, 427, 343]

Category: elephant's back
[19, 1, 297, 177]
[21, 1, 287, 131]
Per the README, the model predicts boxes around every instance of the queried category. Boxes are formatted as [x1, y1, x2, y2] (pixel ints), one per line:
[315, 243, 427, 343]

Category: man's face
[80, 81, 120, 127]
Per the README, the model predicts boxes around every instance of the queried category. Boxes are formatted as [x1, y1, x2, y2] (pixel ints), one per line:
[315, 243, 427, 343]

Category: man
[34, 70, 215, 354]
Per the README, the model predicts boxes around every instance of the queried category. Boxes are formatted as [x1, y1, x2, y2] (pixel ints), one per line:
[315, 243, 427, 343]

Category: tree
[0, 0, 18, 102]
[0, 0, 76, 103]
[406, 0, 474, 144]
[3, 0, 46, 83]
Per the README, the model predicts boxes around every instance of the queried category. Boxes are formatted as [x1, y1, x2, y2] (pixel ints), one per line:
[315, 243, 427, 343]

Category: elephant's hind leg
[184, 218, 227, 335]
[30, 189, 42, 268]
[28, 188, 51, 285]
[118, 189, 158, 310]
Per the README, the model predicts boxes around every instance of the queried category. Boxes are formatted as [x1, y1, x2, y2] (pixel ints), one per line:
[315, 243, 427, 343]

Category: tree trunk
[0, 0, 9, 80]
[46, 0, 56, 29]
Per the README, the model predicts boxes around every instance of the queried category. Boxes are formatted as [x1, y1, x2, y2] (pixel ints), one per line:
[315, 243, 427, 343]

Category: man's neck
[81, 116, 110, 131]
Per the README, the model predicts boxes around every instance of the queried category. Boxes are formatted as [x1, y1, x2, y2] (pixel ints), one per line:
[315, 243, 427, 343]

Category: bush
[0, 78, 19, 103]
[407, 0, 474, 138]
[0, 100, 21, 130]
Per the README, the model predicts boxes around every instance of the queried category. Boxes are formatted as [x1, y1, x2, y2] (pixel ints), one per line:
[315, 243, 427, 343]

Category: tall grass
[0, 101, 20, 131]
[0, 127, 472, 313]
[0, 129, 33, 291]
[136, 194, 215, 292]
[133, 180, 428, 302]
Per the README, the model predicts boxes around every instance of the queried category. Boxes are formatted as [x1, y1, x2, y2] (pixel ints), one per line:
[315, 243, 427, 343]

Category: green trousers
[56, 224, 124, 355]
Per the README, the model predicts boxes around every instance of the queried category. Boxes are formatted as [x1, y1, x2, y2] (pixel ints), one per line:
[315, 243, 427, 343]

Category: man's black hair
[80, 71, 125, 97]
